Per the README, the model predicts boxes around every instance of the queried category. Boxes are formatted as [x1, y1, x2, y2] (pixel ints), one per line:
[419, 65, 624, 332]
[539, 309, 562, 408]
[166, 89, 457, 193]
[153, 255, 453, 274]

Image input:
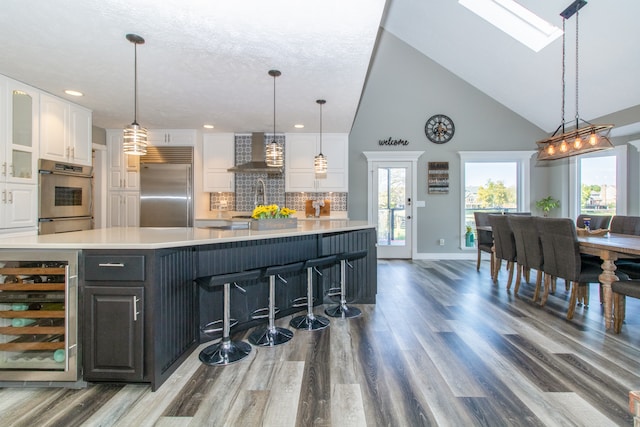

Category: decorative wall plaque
[428, 161, 449, 194]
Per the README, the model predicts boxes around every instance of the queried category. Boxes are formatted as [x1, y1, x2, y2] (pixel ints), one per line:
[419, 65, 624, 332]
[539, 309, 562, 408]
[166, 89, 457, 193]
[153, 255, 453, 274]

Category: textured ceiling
[1, 0, 638, 136]
[0, 0, 386, 133]
[382, 0, 640, 133]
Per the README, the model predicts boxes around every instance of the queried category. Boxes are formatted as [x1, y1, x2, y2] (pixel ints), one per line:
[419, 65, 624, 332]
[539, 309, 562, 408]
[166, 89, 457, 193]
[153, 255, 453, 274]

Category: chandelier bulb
[573, 136, 582, 149]
[589, 132, 598, 146]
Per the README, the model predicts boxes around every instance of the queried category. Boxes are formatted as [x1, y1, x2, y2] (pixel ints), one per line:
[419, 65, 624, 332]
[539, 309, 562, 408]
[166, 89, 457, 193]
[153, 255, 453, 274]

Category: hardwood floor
[1, 259, 639, 426]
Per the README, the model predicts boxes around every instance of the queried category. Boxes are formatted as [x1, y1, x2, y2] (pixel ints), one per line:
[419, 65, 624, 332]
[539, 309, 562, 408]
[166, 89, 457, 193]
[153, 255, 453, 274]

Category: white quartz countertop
[0, 221, 374, 250]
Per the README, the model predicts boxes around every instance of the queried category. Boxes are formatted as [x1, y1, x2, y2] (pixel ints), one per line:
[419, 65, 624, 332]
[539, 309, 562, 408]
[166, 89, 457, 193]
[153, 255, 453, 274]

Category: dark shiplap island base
[0, 222, 376, 391]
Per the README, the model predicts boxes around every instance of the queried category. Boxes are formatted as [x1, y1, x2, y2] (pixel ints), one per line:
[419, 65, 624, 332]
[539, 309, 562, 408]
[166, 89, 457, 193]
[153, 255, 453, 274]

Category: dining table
[578, 232, 640, 329]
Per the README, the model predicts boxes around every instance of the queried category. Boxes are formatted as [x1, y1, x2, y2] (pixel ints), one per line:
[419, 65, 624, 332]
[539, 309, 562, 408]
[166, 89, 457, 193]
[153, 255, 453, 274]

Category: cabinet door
[124, 192, 140, 227]
[285, 133, 317, 192]
[83, 286, 144, 381]
[316, 133, 348, 191]
[107, 131, 139, 191]
[107, 191, 139, 227]
[1, 183, 38, 229]
[40, 93, 69, 163]
[148, 129, 196, 146]
[6, 80, 39, 184]
[69, 105, 92, 166]
[203, 133, 235, 192]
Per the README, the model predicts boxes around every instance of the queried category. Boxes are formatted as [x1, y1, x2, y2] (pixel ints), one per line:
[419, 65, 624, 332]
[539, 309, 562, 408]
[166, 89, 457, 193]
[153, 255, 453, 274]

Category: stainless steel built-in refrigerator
[140, 162, 193, 227]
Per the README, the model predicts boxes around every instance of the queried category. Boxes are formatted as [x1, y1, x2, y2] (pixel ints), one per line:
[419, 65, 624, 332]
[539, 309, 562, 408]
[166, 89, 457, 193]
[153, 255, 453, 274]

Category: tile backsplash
[209, 134, 347, 212]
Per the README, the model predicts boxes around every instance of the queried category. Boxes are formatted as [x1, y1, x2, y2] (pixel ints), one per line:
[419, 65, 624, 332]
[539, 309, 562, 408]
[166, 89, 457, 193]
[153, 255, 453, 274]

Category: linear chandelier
[123, 33, 148, 156]
[536, 0, 613, 161]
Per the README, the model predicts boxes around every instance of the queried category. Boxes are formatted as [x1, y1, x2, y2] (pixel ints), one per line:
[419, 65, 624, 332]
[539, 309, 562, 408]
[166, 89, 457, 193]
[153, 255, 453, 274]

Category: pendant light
[536, 1, 613, 161]
[265, 70, 283, 168]
[314, 99, 327, 176]
[123, 33, 148, 156]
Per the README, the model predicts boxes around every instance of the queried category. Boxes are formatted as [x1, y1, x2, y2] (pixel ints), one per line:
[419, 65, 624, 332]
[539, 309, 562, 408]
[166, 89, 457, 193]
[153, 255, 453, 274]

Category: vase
[250, 218, 298, 231]
[465, 231, 474, 247]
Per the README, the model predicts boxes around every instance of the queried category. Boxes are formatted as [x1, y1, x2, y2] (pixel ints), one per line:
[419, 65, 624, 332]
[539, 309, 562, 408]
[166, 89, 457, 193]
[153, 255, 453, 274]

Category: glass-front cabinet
[0, 250, 79, 383]
[2, 78, 38, 185]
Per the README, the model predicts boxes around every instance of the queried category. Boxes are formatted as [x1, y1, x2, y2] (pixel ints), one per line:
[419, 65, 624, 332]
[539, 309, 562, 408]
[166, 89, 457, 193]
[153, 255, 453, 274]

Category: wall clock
[425, 114, 455, 144]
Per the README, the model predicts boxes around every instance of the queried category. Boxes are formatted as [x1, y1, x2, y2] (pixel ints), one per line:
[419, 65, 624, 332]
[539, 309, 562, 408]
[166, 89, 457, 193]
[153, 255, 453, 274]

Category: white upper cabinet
[148, 129, 196, 146]
[2, 78, 39, 185]
[202, 133, 235, 192]
[40, 93, 92, 166]
[107, 130, 139, 191]
[285, 133, 348, 192]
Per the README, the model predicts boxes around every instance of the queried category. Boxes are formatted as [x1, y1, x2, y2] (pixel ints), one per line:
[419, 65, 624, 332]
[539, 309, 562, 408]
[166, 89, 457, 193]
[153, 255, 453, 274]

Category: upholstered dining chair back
[536, 218, 582, 282]
[576, 214, 612, 230]
[610, 216, 640, 235]
[508, 215, 543, 271]
[488, 214, 516, 263]
[473, 211, 497, 271]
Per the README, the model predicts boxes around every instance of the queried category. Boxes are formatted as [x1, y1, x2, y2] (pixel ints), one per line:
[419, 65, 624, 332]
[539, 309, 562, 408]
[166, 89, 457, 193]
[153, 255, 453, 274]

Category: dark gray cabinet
[83, 286, 144, 381]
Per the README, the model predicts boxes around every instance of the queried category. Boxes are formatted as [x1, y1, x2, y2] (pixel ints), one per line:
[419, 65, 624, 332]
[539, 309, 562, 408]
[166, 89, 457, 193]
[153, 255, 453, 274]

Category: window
[459, 151, 534, 248]
[569, 145, 627, 217]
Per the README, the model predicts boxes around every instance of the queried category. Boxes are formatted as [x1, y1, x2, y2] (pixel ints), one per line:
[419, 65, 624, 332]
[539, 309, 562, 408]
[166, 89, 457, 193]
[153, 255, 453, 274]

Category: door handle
[407, 215, 411, 220]
[133, 297, 140, 321]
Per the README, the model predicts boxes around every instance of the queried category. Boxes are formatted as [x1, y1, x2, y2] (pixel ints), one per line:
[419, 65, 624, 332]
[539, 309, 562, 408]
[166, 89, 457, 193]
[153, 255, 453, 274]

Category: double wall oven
[38, 159, 93, 235]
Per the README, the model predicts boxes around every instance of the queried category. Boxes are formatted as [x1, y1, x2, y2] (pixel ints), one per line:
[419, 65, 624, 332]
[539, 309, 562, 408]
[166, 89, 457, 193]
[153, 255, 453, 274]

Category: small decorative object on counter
[465, 226, 475, 247]
[251, 204, 298, 230]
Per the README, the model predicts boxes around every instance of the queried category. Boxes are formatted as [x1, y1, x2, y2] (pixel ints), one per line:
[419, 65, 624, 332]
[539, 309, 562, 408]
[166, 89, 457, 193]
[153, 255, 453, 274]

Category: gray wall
[349, 30, 547, 254]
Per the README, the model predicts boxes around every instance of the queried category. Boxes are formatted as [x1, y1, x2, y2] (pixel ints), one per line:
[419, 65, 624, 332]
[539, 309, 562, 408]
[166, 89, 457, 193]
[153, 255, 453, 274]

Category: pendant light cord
[273, 73, 276, 141]
[575, 8, 580, 127]
[561, 19, 566, 134]
[134, 41, 139, 125]
[319, 102, 323, 154]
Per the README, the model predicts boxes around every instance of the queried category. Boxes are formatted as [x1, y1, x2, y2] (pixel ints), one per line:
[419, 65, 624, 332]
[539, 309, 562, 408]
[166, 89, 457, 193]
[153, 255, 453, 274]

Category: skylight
[459, 0, 563, 52]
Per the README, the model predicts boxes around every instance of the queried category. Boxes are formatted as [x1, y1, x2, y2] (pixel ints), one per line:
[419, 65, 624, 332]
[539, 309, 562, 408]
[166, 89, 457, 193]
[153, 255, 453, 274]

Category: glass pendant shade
[314, 153, 327, 175]
[123, 33, 147, 156]
[123, 123, 148, 155]
[266, 140, 283, 167]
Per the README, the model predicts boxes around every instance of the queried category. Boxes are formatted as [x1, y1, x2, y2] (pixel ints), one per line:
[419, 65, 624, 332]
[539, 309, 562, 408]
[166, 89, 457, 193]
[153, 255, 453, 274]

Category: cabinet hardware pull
[8, 191, 13, 204]
[1, 162, 6, 176]
[1, 190, 6, 203]
[133, 296, 140, 321]
[97, 262, 125, 267]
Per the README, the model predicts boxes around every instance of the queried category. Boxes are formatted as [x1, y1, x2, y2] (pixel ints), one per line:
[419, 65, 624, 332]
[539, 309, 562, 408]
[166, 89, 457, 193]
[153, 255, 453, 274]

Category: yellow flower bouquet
[251, 204, 296, 220]
[250, 204, 298, 230]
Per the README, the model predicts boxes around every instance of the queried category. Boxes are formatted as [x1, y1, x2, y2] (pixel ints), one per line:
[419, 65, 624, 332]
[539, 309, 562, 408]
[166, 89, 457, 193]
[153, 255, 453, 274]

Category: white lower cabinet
[0, 183, 38, 229]
[108, 191, 139, 227]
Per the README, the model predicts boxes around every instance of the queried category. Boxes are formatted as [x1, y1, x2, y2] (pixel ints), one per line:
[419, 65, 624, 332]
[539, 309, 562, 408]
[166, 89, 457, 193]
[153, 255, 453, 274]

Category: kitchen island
[0, 221, 376, 390]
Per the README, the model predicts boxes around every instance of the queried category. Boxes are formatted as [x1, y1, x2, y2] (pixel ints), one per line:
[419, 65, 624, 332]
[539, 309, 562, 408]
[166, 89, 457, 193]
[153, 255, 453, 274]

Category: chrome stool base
[290, 313, 330, 331]
[249, 326, 294, 346]
[199, 339, 252, 366]
[325, 303, 361, 318]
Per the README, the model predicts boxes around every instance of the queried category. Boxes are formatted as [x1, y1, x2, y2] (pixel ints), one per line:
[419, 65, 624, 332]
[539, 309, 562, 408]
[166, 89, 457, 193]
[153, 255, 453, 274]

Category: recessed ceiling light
[64, 89, 83, 97]
[203, 124, 214, 129]
[294, 124, 304, 129]
[459, 0, 563, 52]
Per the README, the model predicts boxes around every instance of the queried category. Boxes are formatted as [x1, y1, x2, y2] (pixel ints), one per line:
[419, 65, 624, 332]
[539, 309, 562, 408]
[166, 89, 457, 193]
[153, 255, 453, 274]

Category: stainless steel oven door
[39, 172, 92, 219]
[39, 217, 93, 235]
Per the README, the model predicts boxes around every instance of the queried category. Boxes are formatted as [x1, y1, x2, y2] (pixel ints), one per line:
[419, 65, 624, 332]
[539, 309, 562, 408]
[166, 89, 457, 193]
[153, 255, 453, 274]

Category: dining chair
[612, 279, 640, 333]
[474, 212, 495, 272]
[609, 216, 640, 280]
[508, 215, 544, 300]
[488, 214, 517, 288]
[536, 217, 604, 319]
[576, 214, 612, 230]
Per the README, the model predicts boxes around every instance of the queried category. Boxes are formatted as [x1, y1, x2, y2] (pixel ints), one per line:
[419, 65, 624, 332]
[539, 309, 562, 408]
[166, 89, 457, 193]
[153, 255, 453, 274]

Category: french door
[372, 161, 412, 258]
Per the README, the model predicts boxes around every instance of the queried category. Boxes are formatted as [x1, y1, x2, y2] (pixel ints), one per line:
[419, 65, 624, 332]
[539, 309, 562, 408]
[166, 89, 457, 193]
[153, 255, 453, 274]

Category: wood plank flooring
[1, 259, 639, 426]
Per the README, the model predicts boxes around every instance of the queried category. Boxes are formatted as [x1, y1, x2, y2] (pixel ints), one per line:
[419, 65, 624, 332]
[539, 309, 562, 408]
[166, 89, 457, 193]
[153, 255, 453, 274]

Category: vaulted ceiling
[1, 0, 638, 135]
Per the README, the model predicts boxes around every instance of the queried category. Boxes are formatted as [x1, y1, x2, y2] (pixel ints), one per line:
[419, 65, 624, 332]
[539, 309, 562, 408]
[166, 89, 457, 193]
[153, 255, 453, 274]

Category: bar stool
[325, 249, 367, 318]
[196, 269, 261, 366]
[290, 255, 337, 331]
[249, 261, 304, 346]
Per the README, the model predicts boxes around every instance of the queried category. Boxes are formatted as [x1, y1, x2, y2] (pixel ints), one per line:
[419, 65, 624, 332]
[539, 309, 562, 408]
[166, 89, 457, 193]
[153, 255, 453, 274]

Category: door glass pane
[580, 156, 616, 215]
[12, 90, 32, 148]
[12, 150, 32, 179]
[377, 167, 406, 246]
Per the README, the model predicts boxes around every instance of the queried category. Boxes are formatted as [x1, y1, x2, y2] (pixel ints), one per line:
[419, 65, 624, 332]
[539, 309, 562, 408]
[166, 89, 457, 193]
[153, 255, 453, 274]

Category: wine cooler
[0, 250, 80, 385]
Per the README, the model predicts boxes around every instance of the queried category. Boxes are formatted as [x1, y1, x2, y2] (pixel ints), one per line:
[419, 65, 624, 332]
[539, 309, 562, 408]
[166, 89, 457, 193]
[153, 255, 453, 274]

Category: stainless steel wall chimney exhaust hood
[228, 132, 283, 174]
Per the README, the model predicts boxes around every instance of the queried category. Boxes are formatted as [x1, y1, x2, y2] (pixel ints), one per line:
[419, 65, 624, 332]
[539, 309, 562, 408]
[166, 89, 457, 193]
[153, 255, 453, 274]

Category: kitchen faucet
[254, 178, 266, 207]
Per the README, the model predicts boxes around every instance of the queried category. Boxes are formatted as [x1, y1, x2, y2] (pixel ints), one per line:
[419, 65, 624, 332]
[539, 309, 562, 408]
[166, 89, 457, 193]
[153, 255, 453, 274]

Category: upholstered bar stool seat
[196, 269, 262, 366]
[249, 261, 304, 346]
[290, 255, 337, 331]
[325, 249, 367, 318]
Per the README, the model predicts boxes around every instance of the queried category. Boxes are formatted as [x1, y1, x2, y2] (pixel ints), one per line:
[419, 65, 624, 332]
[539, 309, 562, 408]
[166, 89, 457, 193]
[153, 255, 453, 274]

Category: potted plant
[465, 225, 474, 247]
[535, 196, 560, 217]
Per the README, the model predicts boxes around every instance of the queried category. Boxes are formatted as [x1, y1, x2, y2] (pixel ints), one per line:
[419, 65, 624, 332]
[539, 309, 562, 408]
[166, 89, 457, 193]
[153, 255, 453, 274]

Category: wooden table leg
[598, 252, 619, 329]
